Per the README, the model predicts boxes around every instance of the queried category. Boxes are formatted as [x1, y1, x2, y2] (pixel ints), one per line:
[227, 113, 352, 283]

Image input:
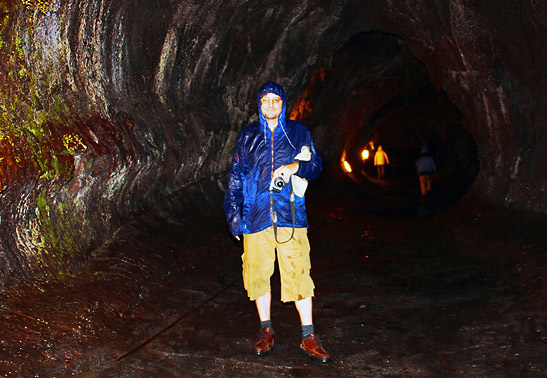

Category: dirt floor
[0, 176, 545, 377]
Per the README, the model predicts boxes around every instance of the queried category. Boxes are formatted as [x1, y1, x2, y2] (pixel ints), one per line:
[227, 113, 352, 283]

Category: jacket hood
[257, 81, 287, 131]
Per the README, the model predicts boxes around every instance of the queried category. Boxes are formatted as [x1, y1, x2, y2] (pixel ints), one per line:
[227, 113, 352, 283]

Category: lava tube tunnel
[0, 1, 545, 376]
[296, 31, 479, 216]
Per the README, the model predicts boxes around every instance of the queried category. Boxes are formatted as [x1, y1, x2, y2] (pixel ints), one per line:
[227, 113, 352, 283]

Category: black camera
[269, 176, 284, 193]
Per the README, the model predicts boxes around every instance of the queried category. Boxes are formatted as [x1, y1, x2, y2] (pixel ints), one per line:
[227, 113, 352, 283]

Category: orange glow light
[361, 149, 369, 160]
[342, 160, 352, 173]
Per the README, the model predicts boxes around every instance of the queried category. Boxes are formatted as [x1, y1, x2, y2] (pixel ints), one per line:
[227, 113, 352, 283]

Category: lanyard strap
[271, 182, 295, 244]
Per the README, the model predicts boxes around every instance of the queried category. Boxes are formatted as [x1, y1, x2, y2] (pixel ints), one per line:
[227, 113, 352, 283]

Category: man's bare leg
[255, 291, 272, 321]
[295, 296, 313, 325]
[252, 291, 274, 356]
[295, 296, 331, 362]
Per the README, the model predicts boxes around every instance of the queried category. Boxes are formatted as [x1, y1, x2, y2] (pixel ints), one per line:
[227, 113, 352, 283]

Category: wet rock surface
[0, 2, 545, 376]
[1, 177, 545, 377]
[1, 0, 546, 290]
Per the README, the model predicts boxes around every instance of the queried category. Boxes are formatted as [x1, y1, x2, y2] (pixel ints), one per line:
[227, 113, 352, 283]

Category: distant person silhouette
[415, 146, 436, 196]
[374, 145, 389, 178]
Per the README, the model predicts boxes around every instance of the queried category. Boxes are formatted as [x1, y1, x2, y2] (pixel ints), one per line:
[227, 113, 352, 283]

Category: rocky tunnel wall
[0, 0, 545, 288]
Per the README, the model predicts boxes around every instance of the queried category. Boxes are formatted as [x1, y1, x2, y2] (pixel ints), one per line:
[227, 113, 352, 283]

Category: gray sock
[260, 320, 274, 334]
[301, 324, 314, 339]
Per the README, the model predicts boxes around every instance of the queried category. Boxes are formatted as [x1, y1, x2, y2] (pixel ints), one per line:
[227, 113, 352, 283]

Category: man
[374, 145, 389, 178]
[224, 81, 330, 363]
[416, 145, 436, 196]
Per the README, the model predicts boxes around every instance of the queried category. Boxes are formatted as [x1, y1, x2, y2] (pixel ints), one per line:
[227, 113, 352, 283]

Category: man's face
[260, 93, 283, 121]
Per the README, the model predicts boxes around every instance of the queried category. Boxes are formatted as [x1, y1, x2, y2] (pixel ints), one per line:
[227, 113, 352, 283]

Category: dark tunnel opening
[293, 32, 480, 218]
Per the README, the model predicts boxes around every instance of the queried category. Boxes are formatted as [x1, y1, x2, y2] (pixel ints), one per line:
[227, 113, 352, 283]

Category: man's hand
[273, 162, 299, 183]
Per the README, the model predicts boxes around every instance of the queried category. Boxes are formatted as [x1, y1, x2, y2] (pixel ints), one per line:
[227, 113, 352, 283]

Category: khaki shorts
[242, 227, 315, 302]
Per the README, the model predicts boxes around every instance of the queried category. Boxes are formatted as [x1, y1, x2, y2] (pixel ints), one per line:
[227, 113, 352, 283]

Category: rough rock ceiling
[0, 0, 545, 287]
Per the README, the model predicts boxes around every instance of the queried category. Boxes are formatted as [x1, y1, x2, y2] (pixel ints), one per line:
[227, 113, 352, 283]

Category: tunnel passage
[0, 0, 545, 289]
[293, 32, 480, 213]
[0, 1, 545, 375]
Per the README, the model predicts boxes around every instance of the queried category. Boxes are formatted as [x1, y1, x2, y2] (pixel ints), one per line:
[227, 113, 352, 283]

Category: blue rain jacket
[224, 81, 322, 238]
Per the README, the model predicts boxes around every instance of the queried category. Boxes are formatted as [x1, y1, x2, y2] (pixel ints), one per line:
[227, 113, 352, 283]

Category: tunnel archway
[292, 31, 479, 215]
[0, 2, 545, 375]
[0, 0, 544, 288]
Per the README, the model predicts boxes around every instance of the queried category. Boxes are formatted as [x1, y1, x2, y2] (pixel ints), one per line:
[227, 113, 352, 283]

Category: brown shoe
[252, 327, 274, 356]
[300, 333, 331, 363]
